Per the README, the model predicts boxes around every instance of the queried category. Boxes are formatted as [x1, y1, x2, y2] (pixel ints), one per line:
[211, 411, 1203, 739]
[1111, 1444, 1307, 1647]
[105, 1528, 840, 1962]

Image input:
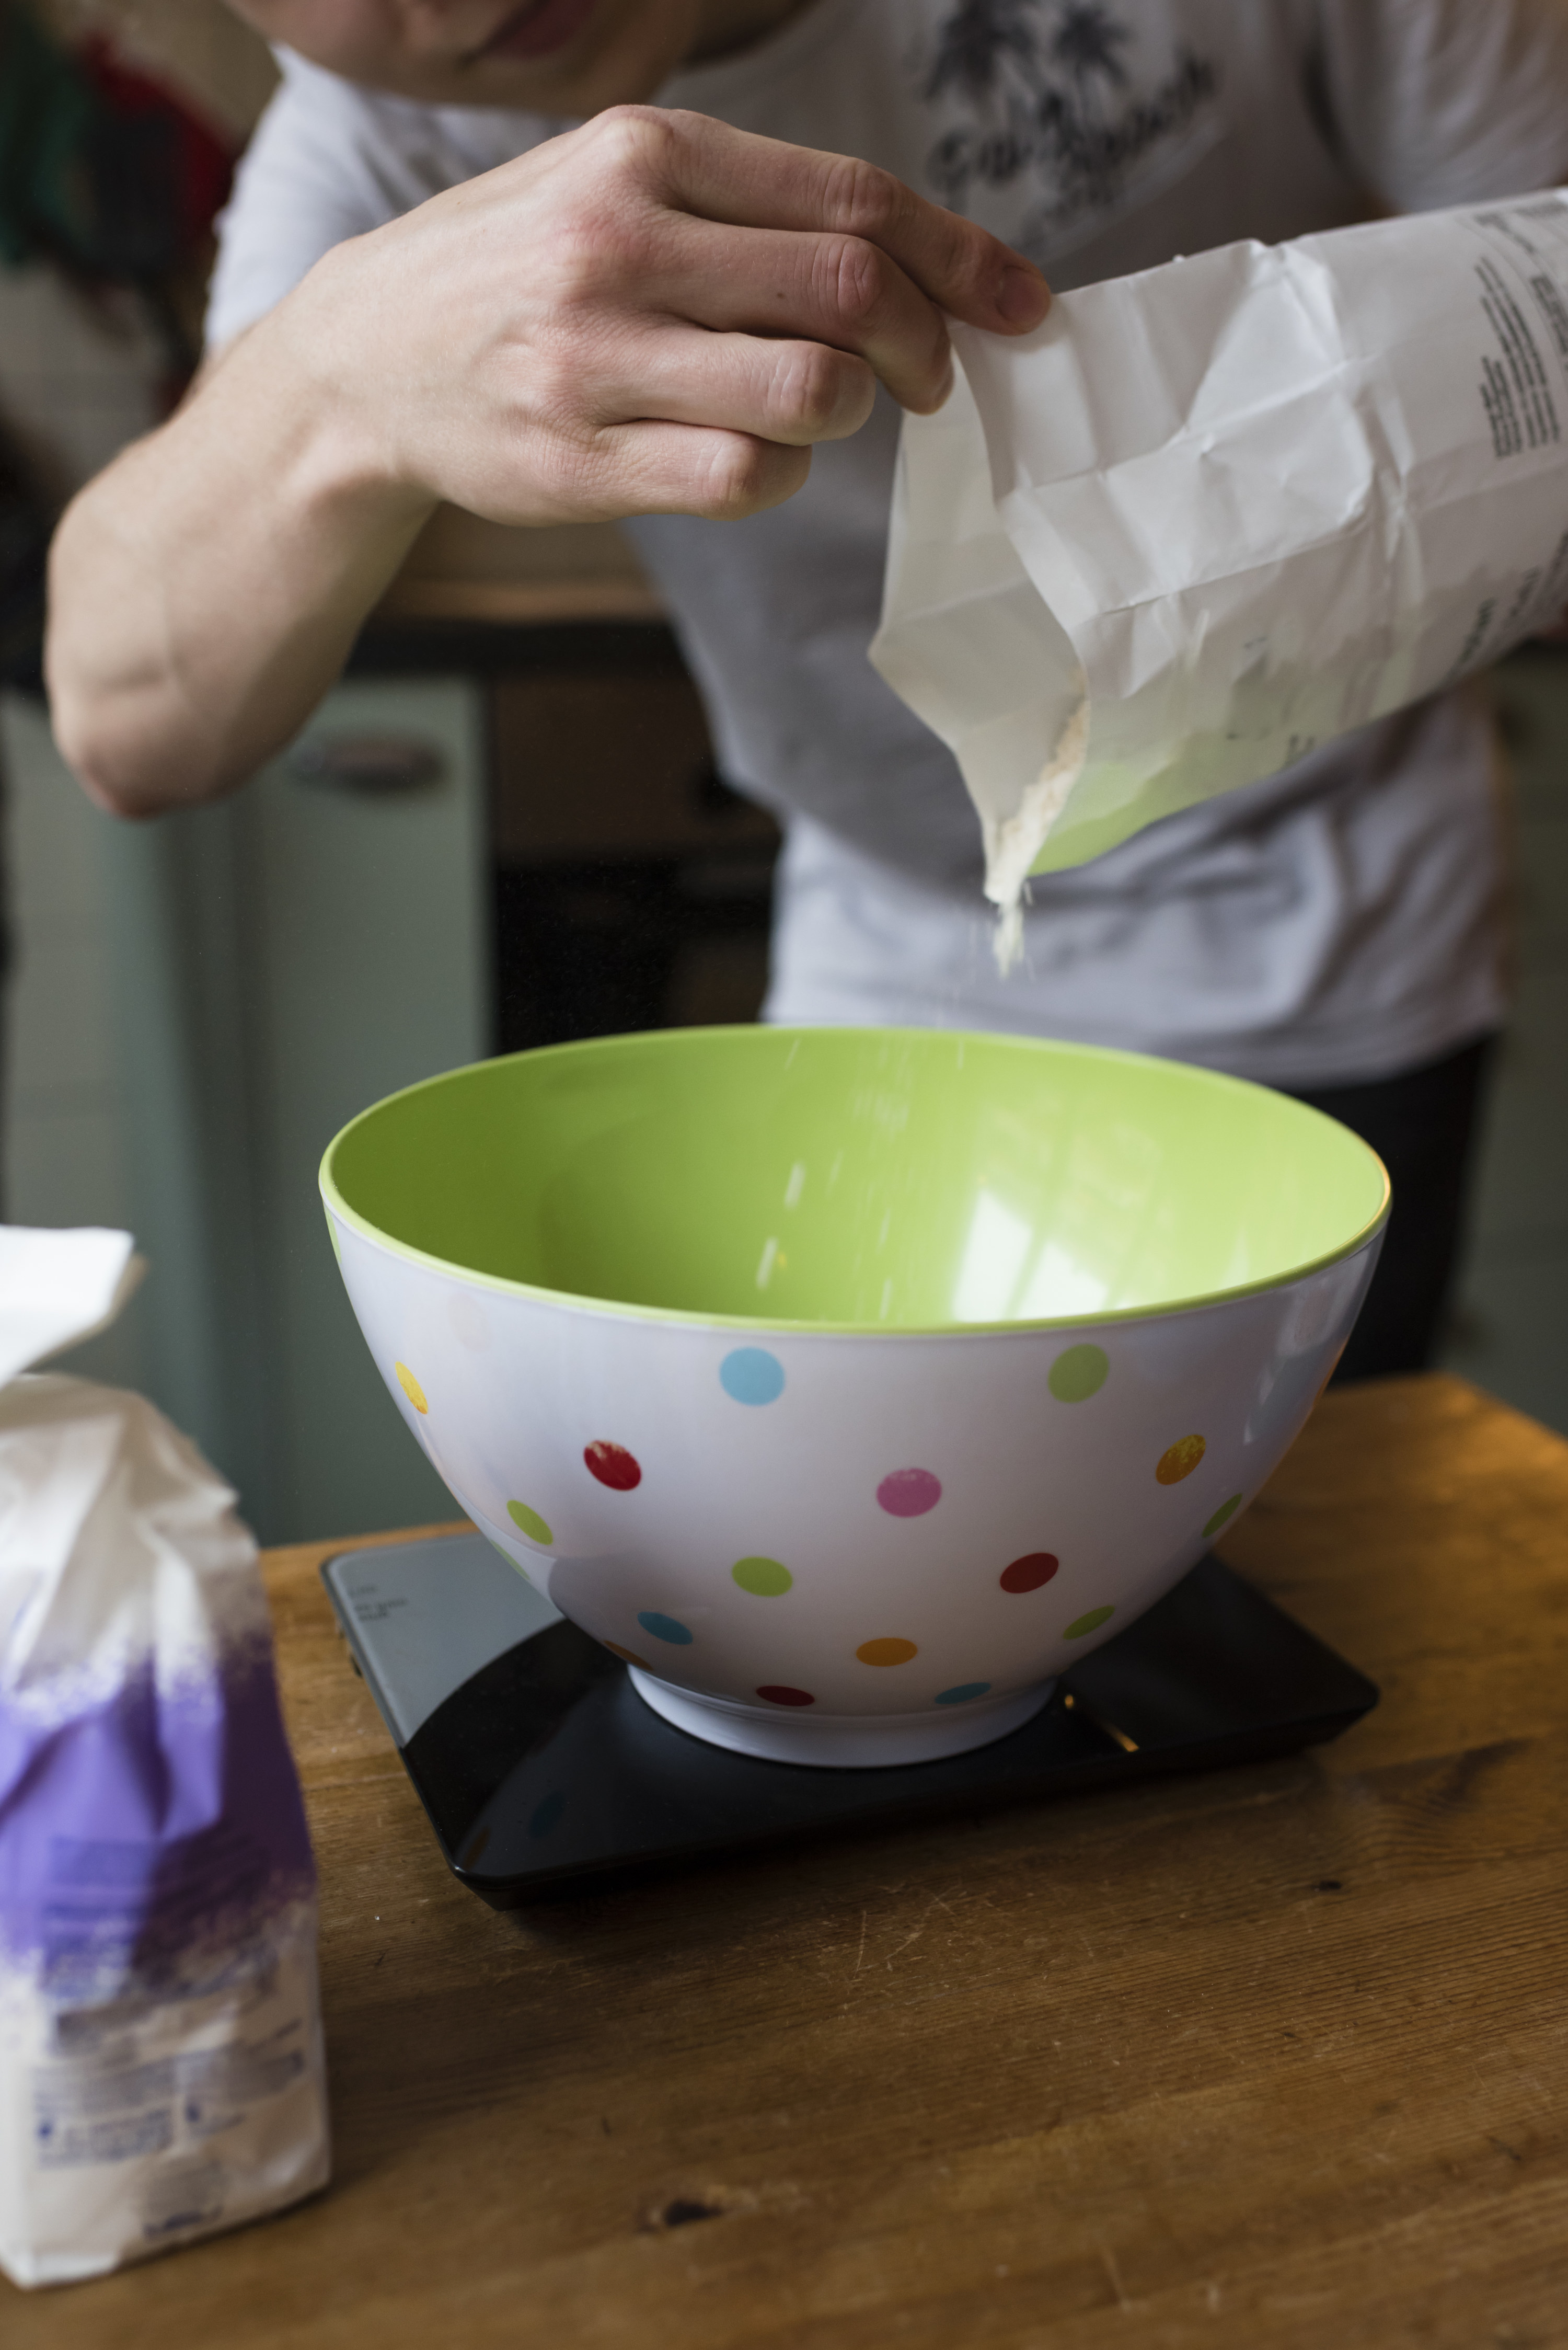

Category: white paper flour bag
[0, 1229, 329, 2287]
[871, 191, 1568, 964]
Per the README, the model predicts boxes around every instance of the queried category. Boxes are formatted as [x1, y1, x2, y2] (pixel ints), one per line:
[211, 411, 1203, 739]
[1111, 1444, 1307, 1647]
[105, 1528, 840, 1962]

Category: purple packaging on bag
[0, 1230, 330, 2287]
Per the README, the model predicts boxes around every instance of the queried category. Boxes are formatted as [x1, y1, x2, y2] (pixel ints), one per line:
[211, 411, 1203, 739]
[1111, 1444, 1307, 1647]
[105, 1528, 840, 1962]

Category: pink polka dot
[756, 1684, 815, 1707]
[877, 1468, 942, 1518]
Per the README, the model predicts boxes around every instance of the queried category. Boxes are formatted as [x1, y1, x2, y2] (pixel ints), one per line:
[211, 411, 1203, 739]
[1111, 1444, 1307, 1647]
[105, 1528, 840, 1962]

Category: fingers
[612, 107, 1051, 337]
[644, 215, 954, 414]
[584, 323, 880, 445]
[551, 420, 812, 523]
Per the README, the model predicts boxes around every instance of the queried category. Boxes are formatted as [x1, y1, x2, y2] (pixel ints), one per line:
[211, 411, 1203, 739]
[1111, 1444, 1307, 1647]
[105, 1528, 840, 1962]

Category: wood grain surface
[13, 1374, 1568, 2347]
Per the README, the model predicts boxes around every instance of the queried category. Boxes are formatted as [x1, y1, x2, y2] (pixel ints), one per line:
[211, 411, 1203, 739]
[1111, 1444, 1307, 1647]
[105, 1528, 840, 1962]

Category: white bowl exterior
[628, 1671, 1058, 1766]
[328, 1214, 1380, 1730]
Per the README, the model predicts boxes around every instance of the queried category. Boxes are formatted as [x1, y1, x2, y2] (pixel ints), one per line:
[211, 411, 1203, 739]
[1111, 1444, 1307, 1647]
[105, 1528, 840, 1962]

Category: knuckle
[540, 203, 658, 312]
[770, 343, 849, 438]
[586, 103, 672, 175]
[552, 111, 684, 294]
[698, 435, 783, 519]
[824, 235, 894, 334]
[821, 152, 903, 242]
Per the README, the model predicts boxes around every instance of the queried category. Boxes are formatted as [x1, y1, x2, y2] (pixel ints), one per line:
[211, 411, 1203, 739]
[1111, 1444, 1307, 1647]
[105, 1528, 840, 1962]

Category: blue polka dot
[637, 1610, 694, 1646]
[935, 1682, 992, 1706]
[720, 1347, 786, 1406]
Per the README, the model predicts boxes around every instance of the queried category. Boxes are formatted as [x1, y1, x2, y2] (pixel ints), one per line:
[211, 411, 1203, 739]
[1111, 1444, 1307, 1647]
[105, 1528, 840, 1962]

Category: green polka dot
[507, 1499, 554, 1545]
[732, 1555, 792, 1598]
[1048, 1344, 1109, 1403]
[1203, 1494, 1244, 1539]
[1064, 1604, 1116, 1640]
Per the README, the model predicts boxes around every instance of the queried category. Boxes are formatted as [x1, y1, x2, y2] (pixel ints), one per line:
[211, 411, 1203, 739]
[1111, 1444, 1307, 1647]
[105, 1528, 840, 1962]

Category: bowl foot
[627, 1671, 1057, 1768]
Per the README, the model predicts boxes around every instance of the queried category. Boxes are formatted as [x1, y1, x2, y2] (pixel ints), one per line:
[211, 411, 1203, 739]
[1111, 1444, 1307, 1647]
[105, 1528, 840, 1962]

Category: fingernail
[997, 264, 1050, 329]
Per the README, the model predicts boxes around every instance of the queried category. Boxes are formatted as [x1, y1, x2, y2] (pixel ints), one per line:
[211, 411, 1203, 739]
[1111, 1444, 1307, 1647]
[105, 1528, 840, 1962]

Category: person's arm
[48, 107, 1048, 816]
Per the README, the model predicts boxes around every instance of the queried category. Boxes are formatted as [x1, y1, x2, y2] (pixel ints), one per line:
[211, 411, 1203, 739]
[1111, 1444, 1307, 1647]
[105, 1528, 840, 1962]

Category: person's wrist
[249, 248, 441, 548]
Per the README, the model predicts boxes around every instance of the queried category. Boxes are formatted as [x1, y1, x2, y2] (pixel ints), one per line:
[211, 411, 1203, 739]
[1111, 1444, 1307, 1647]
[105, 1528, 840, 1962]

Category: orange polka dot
[603, 1642, 649, 1669]
[856, 1637, 918, 1667]
[1156, 1433, 1206, 1485]
[395, 1362, 428, 1414]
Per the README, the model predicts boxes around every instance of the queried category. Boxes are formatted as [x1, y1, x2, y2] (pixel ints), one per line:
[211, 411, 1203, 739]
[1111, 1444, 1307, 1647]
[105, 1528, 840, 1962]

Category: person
[44, 0, 1568, 1377]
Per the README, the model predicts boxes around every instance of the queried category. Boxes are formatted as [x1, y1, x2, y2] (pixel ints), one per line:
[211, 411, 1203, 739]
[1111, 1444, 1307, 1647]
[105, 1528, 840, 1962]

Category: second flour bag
[871, 192, 1568, 967]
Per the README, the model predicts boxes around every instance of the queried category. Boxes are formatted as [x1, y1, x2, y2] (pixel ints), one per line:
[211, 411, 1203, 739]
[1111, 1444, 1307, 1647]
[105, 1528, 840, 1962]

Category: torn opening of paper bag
[870, 192, 1568, 968]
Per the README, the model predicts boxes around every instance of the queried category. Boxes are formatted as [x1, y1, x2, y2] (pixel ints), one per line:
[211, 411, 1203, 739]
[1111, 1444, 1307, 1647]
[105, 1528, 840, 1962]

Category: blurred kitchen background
[2, 0, 1564, 1544]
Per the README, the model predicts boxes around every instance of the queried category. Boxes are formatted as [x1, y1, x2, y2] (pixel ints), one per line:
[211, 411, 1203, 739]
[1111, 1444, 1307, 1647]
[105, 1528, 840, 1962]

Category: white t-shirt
[207, 0, 1568, 1086]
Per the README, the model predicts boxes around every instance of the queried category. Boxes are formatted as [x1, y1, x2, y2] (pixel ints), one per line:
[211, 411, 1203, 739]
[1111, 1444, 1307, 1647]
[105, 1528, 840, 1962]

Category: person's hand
[47, 107, 1051, 814]
[274, 105, 1051, 528]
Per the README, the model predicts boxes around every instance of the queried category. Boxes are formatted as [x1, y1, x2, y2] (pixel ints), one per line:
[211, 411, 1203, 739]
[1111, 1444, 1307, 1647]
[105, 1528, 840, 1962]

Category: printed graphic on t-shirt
[915, 1, 1221, 249]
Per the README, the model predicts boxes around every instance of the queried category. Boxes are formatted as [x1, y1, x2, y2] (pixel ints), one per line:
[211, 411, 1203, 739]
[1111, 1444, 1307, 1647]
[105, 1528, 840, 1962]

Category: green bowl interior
[322, 1027, 1389, 1330]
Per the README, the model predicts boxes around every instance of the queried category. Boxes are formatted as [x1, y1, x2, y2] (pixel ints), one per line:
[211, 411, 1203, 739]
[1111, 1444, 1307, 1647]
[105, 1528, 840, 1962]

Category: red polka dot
[1000, 1552, 1059, 1594]
[877, 1468, 942, 1518]
[756, 1684, 815, 1707]
[584, 1440, 641, 1491]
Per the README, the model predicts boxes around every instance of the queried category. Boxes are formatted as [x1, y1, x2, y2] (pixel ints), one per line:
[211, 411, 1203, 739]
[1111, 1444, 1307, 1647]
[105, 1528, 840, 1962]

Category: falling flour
[982, 697, 1089, 974]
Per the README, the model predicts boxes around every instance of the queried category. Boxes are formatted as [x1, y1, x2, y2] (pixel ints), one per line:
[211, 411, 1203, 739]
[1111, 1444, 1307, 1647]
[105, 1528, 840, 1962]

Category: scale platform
[321, 1534, 1378, 1908]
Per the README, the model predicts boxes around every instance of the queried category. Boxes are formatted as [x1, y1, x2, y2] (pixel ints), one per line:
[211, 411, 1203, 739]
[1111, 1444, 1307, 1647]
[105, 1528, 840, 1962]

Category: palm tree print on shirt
[921, 0, 1220, 241]
[925, 0, 1042, 103]
[1050, 4, 1132, 123]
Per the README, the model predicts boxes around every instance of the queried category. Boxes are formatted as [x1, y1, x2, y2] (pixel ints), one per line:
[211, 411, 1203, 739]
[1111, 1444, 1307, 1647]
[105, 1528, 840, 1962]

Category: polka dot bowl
[321, 1027, 1389, 1768]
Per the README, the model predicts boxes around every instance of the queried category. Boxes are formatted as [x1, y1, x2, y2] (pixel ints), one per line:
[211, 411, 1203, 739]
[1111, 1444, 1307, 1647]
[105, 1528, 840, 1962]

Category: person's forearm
[47, 281, 435, 817]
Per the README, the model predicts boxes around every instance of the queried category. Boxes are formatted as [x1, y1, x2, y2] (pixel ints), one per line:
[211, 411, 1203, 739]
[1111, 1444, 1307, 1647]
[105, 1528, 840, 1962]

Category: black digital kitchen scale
[321, 1533, 1377, 1908]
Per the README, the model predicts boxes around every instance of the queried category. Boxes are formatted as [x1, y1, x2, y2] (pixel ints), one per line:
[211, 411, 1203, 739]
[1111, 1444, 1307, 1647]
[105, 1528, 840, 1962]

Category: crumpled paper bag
[0, 1228, 329, 2287]
[871, 191, 1568, 964]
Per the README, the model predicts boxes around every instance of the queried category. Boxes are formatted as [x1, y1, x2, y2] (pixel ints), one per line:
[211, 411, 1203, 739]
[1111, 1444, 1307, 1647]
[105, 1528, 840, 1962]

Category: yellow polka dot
[1156, 1433, 1206, 1485]
[395, 1361, 428, 1414]
[603, 1642, 650, 1669]
[856, 1637, 918, 1667]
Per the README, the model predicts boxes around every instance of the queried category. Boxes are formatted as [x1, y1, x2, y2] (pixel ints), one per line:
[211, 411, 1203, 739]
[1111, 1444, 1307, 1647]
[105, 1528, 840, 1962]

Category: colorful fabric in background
[0, 0, 236, 373]
[0, 0, 96, 273]
[0, 2, 237, 691]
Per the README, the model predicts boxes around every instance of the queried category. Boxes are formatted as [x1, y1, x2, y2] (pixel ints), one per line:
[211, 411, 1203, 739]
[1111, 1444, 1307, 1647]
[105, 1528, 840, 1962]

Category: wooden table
[16, 1375, 1568, 2346]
